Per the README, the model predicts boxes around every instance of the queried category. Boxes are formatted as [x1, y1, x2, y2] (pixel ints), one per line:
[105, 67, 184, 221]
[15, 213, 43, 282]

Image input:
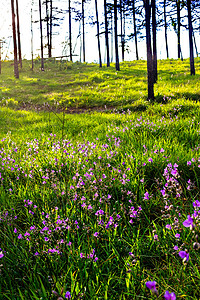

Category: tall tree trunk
[104, 0, 110, 67]
[187, 0, 195, 75]
[0, 40, 2, 74]
[95, 0, 102, 67]
[69, 0, 72, 61]
[11, 0, 19, 78]
[49, 0, 52, 57]
[15, 0, 22, 68]
[39, 0, 44, 71]
[82, 0, 86, 62]
[110, 11, 114, 63]
[176, 0, 181, 59]
[46, 0, 50, 58]
[114, 0, 120, 70]
[120, 0, 125, 61]
[164, 0, 169, 58]
[152, 0, 157, 83]
[31, 6, 34, 70]
[132, 0, 138, 60]
[192, 30, 198, 57]
[144, 0, 154, 100]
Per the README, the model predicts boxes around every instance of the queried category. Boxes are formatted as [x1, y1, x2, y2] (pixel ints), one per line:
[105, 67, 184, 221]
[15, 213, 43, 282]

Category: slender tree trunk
[49, 0, 52, 57]
[192, 30, 198, 57]
[187, 0, 195, 75]
[164, 0, 169, 58]
[11, 0, 19, 78]
[104, 0, 110, 67]
[31, 6, 34, 70]
[46, 0, 50, 58]
[82, 0, 86, 62]
[39, 0, 44, 71]
[69, 0, 72, 61]
[0, 40, 2, 74]
[144, 0, 154, 100]
[114, 0, 120, 70]
[132, 0, 138, 60]
[95, 0, 102, 67]
[120, 0, 125, 61]
[15, 0, 22, 68]
[152, 0, 157, 83]
[176, 0, 181, 59]
[110, 11, 114, 62]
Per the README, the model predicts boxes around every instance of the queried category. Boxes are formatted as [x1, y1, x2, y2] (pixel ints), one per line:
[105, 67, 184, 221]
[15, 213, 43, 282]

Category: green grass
[0, 58, 199, 110]
[0, 59, 200, 299]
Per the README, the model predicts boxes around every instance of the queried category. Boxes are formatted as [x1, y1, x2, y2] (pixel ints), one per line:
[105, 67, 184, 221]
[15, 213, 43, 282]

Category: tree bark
[69, 0, 72, 61]
[176, 0, 181, 59]
[132, 0, 139, 60]
[31, 6, 34, 70]
[39, 0, 44, 71]
[49, 0, 52, 57]
[95, 0, 102, 67]
[152, 0, 157, 83]
[104, 0, 110, 67]
[187, 0, 195, 75]
[0, 41, 2, 74]
[120, 0, 125, 61]
[164, 0, 169, 58]
[114, 0, 120, 70]
[15, 0, 22, 68]
[144, 0, 154, 100]
[82, 0, 86, 62]
[46, 0, 50, 58]
[11, 0, 19, 78]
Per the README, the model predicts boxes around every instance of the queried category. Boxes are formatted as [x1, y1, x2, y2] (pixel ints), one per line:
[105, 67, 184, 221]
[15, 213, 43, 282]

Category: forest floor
[0, 59, 200, 299]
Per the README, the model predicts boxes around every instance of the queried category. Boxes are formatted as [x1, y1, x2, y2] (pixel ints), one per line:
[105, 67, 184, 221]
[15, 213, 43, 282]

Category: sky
[0, 0, 199, 63]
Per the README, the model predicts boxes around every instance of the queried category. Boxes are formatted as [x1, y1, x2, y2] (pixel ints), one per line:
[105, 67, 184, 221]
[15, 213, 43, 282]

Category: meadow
[0, 58, 200, 299]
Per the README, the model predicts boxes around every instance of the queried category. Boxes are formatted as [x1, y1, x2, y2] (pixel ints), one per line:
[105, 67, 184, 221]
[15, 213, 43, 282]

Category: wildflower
[146, 281, 158, 295]
[175, 233, 180, 239]
[174, 245, 178, 251]
[166, 224, 172, 230]
[144, 192, 149, 200]
[14, 228, 17, 233]
[179, 251, 189, 262]
[183, 215, 194, 228]
[164, 291, 176, 300]
[65, 291, 71, 299]
[0, 252, 4, 258]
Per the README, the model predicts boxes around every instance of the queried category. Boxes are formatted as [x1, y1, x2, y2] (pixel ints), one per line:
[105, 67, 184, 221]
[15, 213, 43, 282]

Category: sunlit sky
[0, 0, 199, 63]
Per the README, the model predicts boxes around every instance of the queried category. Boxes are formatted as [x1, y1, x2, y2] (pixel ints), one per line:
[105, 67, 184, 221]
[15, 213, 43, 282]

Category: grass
[0, 58, 200, 299]
[0, 58, 199, 110]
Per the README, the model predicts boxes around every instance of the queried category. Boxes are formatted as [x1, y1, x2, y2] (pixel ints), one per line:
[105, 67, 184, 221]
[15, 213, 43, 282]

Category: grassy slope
[0, 59, 200, 299]
[0, 58, 199, 110]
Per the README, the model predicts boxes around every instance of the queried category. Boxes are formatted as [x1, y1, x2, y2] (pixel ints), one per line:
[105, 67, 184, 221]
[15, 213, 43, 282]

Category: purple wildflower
[183, 215, 194, 228]
[65, 291, 71, 299]
[179, 251, 189, 261]
[146, 281, 158, 294]
[166, 224, 172, 230]
[164, 291, 176, 300]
